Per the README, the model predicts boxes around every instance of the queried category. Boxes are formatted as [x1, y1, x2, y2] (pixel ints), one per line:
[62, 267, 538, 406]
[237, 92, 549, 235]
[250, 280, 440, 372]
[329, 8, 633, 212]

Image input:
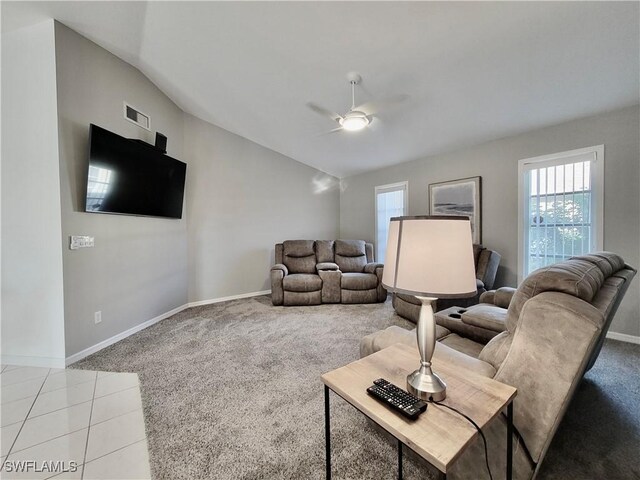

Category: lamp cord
[431, 400, 494, 480]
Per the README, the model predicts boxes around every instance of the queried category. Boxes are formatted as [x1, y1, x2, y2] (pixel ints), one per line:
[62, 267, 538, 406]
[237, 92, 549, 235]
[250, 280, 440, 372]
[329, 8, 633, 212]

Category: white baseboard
[1, 354, 66, 369]
[65, 303, 189, 366]
[187, 290, 271, 308]
[65, 290, 271, 366]
[606, 331, 640, 345]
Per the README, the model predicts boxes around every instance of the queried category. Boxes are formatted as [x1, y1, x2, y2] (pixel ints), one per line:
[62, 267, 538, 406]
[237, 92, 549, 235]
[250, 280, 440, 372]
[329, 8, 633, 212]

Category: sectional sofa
[361, 252, 636, 479]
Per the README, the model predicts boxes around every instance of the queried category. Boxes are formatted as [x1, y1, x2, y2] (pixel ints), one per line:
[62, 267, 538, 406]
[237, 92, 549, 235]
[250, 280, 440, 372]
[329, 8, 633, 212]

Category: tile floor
[0, 365, 151, 479]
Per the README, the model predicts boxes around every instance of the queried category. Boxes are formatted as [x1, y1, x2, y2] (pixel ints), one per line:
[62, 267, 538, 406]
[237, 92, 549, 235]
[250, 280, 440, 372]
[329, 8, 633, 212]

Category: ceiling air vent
[123, 102, 150, 130]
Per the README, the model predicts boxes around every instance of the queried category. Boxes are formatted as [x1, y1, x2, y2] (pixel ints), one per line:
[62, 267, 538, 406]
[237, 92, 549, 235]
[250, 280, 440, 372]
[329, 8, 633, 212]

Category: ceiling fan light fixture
[340, 112, 370, 132]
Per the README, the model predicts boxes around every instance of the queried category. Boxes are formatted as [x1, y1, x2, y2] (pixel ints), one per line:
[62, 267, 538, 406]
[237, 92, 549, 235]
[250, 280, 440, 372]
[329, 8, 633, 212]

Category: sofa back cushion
[315, 240, 335, 263]
[282, 240, 317, 274]
[335, 240, 368, 273]
[505, 252, 625, 332]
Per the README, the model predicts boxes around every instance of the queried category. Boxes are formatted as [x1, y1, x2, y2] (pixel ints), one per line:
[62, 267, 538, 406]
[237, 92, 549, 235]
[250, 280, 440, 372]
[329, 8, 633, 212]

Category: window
[518, 146, 604, 281]
[375, 182, 408, 263]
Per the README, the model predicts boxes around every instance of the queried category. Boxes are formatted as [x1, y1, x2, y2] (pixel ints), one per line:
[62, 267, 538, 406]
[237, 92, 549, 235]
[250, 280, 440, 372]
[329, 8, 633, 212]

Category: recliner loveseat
[271, 240, 387, 306]
[360, 252, 636, 479]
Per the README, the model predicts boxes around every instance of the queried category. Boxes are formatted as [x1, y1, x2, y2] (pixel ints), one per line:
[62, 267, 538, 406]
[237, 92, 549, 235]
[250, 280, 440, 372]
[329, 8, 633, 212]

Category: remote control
[366, 378, 428, 420]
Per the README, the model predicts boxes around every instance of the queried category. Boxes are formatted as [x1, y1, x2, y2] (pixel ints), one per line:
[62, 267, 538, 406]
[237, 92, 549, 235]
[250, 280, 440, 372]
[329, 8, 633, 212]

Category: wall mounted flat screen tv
[85, 124, 186, 219]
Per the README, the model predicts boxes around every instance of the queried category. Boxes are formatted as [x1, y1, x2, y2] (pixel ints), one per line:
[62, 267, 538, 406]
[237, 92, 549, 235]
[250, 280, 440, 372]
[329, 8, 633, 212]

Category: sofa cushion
[283, 240, 316, 274]
[359, 325, 451, 358]
[461, 305, 507, 333]
[571, 252, 625, 277]
[341, 272, 378, 290]
[435, 339, 496, 376]
[283, 273, 322, 292]
[505, 257, 610, 332]
[335, 239, 368, 273]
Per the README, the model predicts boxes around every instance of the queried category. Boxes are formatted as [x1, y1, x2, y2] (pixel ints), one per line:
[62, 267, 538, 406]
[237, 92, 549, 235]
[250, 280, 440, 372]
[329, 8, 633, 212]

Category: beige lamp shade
[381, 216, 477, 298]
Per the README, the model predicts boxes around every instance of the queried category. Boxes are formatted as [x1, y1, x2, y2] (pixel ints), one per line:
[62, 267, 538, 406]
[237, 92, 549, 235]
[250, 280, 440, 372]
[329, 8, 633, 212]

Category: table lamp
[382, 216, 477, 401]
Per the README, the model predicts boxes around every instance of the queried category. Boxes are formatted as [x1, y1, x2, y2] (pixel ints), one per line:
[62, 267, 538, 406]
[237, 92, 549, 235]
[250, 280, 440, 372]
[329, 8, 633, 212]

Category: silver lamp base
[407, 365, 447, 401]
[406, 296, 447, 402]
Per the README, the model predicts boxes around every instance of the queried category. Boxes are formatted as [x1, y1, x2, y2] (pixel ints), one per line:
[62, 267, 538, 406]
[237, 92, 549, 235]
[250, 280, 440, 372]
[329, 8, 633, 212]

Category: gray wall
[54, 24, 340, 357]
[184, 113, 340, 302]
[1, 20, 66, 366]
[340, 106, 640, 337]
[55, 24, 188, 357]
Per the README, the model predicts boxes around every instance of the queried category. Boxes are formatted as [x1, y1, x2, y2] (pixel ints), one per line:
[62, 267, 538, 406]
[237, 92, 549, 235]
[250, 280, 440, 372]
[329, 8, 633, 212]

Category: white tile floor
[0, 365, 151, 480]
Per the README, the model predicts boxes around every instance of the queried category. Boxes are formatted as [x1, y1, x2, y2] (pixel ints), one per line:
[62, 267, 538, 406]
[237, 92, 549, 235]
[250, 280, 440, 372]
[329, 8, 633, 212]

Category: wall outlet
[94, 311, 102, 324]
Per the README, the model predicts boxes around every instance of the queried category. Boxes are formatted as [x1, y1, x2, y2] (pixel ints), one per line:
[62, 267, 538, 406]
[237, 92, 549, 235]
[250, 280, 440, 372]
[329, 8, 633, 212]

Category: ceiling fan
[307, 72, 408, 134]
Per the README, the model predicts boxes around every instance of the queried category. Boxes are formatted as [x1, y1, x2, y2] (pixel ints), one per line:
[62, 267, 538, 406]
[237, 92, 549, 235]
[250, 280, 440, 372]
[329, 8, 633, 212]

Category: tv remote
[367, 378, 428, 420]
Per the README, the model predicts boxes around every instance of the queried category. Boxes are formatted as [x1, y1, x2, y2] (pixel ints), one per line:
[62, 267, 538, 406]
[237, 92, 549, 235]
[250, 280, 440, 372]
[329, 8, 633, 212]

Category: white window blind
[375, 182, 408, 263]
[519, 146, 604, 278]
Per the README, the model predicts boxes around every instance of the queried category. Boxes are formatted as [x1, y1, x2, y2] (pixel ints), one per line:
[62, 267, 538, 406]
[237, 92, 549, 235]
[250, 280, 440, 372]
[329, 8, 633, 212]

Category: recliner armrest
[364, 262, 384, 274]
[480, 287, 516, 308]
[316, 262, 339, 272]
[271, 263, 289, 276]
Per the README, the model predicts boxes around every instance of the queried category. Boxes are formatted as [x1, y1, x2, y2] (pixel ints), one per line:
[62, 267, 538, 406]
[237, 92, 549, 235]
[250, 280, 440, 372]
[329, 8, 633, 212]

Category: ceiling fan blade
[353, 94, 409, 116]
[307, 102, 343, 123]
[313, 127, 343, 137]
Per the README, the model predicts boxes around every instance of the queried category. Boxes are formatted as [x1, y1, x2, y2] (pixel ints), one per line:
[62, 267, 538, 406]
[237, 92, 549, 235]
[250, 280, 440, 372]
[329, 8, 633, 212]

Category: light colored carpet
[72, 296, 640, 479]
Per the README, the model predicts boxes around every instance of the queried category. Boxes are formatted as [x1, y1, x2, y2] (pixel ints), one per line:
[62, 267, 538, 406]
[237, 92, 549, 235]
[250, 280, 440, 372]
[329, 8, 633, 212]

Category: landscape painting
[429, 176, 482, 244]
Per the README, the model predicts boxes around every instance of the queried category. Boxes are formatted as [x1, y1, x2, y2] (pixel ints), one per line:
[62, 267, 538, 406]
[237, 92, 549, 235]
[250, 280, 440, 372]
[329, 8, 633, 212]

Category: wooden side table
[321, 343, 517, 479]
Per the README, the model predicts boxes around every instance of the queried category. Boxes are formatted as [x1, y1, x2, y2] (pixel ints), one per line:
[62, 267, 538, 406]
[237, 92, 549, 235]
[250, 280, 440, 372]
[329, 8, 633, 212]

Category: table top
[321, 343, 517, 472]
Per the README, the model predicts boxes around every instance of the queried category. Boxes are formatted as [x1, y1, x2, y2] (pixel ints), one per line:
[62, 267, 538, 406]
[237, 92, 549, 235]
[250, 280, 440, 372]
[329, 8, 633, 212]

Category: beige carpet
[72, 296, 640, 479]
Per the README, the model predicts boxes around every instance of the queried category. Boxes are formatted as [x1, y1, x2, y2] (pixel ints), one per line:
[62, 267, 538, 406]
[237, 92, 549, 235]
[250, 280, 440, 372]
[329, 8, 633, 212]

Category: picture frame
[428, 176, 482, 244]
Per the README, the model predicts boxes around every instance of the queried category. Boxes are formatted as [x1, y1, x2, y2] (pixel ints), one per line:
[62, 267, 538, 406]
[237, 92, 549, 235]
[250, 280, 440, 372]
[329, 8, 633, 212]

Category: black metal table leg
[507, 401, 513, 480]
[325, 385, 331, 480]
[397, 440, 403, 480]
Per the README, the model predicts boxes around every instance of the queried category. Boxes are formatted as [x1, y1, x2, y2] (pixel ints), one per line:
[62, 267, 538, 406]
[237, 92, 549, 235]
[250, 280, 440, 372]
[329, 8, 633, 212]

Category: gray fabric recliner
[360, 252, 636, 480]
[271, 239, 387, 306]
[393, 244, 501, 321]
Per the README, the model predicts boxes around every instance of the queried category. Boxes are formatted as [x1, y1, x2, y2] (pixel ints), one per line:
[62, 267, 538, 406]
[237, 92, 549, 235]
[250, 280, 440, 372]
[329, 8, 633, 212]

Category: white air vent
[123, 102, 150, 130]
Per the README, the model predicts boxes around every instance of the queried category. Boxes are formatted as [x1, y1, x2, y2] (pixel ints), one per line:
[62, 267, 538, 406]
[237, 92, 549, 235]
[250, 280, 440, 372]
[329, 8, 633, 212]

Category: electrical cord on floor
[430, 399, 494, 480]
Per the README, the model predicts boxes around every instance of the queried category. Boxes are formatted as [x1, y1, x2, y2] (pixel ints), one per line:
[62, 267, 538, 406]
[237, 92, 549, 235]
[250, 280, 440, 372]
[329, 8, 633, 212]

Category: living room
[1, 2, 639, 480]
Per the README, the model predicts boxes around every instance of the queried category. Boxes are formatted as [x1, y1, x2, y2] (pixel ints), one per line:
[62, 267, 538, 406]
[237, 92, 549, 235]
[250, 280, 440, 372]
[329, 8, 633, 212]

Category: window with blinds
[375, 182, 408, 263]
[518, 146, 604, 279]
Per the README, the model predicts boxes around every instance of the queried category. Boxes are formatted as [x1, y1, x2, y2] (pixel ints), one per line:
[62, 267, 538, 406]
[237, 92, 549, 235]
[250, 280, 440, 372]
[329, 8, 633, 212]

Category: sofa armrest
[364, 262, 384, 274]
[316, 262, 339, 272]
[360, 326, 415, 358]
[270, 265, 287, 305]
[271, 263, 288, 276]
[480, 287, 516, 308]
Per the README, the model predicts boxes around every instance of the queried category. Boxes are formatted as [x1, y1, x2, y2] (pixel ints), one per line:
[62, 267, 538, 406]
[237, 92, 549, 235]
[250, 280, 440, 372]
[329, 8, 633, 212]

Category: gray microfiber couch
[271, 240, 386, 306]
[393, 244, 501, 321]
[360, 252, 636, 479]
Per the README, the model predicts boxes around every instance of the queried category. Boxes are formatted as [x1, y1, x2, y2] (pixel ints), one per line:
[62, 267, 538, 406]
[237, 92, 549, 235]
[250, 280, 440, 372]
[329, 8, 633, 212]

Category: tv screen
[85, 124, 186, 219]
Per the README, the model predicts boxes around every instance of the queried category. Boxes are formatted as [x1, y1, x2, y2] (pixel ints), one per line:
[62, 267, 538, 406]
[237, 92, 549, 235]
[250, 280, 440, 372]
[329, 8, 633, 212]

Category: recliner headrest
[335, 239, 366, 257]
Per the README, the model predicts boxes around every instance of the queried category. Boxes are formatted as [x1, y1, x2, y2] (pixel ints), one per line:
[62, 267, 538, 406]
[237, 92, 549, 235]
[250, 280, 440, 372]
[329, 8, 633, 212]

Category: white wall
[54, 23, 188, 358]
[340, 106, 640, 338]
[184, 113, 340, 302]
[1, 20, 66, 367]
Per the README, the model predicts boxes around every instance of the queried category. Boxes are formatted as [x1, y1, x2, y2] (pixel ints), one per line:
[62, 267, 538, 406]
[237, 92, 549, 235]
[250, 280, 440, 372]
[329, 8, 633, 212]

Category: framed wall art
[428, 176, 482, 244]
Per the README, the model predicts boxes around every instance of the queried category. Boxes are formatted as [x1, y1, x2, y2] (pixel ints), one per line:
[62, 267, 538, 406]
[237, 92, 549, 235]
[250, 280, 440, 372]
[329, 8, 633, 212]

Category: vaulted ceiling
[3, 1, 639, 177]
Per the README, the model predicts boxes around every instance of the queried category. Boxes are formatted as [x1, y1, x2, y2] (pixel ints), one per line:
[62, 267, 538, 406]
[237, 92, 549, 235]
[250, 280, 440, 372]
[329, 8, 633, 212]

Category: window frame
[374, 181, 408, 263]
[517, 145, 604, 282]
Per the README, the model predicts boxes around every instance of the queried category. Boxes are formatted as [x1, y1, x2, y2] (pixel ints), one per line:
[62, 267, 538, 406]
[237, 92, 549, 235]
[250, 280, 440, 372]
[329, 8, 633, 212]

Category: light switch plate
[70, 236, 95, 250]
